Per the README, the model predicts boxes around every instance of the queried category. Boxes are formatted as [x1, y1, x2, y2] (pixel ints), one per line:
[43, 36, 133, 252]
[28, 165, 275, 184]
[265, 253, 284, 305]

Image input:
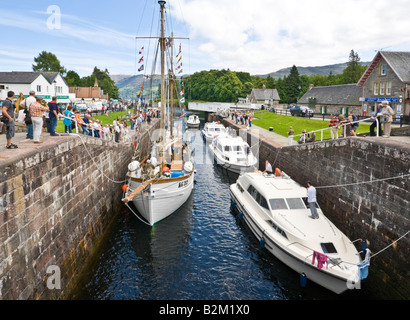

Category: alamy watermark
[46, 5, 61, 30]
[46, 265, 61, 290]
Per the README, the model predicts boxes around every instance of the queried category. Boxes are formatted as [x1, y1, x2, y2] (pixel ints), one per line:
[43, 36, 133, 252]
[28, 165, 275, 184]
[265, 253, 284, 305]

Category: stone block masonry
[0, 120, 159, 299]
[225, 119, 409, 299]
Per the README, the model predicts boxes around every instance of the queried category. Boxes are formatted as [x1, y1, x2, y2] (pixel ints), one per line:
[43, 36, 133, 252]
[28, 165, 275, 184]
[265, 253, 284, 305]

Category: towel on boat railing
[312, 251, 328, 269]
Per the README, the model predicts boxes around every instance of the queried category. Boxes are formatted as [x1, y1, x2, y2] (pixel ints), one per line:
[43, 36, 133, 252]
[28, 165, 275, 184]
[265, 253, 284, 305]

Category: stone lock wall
[0, 135, 134, 300]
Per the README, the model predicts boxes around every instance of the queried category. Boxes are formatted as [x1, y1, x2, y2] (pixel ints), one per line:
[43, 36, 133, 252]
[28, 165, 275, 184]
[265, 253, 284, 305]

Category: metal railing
[290, 117, 379, 145]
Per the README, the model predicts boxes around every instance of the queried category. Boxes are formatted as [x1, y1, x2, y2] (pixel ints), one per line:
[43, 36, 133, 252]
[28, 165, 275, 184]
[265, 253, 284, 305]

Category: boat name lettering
[178, 180, 189, 188]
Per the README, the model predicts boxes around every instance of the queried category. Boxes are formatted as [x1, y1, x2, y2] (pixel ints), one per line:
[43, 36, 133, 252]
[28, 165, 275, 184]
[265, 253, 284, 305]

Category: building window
[380, 64, 387, 76]
[380, 82, 385, 95]
[37, 85, 41, 92]
[373, 82, 378, 95]
[386, 82, 392, 95]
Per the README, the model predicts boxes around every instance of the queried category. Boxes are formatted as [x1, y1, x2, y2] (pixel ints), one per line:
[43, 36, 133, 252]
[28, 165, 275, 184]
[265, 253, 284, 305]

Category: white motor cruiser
[230, 170, 367, 294]
[201, 121, 228, 141]
[209, 135, 258, 174]
[186, 114, 200, 128]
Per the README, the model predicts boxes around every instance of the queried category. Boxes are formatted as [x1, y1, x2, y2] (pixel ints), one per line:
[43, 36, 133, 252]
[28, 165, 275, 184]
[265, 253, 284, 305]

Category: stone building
[249, 87, 280, 106]
[298, 83, 362, 116]
[357, 51, 410, 118]
[69, 78, 108, 103]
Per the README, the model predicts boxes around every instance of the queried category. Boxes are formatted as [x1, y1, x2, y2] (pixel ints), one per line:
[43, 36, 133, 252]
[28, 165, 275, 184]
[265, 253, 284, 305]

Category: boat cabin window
[224, 146, 230, 152]
[247, 185, 269, 210]
[321, 242, 337, 254]
[286, 198, 306, 210]
[269, 198, 287, 210]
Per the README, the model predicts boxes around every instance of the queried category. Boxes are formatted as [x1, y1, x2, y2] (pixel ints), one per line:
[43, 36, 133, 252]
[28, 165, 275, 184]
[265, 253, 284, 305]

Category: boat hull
[209, 145, 257, 174]
[230, 187, 358, 295]
[128, 172, 194, 225]
[187, 122, 200, 128]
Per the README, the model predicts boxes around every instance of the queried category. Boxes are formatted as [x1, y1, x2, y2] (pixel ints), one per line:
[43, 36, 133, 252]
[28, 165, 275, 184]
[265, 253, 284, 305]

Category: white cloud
[170, 0, 410, 74]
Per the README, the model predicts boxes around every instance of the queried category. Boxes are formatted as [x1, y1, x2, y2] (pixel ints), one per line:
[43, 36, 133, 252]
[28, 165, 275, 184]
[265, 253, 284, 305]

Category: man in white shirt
[262, 160, 273, 175]
[307, 181, 319, 219]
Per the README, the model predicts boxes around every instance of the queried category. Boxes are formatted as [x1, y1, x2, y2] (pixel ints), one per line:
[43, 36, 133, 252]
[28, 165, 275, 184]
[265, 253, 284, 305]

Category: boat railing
[286, 241, 359, 269]
[290, 117, 378, 145]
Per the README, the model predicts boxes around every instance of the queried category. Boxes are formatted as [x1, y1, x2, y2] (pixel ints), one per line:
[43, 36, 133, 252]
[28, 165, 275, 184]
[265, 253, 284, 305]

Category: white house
[0, 71, 75, 104]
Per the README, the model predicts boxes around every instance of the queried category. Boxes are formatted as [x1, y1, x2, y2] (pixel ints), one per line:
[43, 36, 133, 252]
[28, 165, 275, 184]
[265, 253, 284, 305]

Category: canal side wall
[224, 119, 409, 299]
[0, 135, 135, 299]
[0, 118, 160, 300]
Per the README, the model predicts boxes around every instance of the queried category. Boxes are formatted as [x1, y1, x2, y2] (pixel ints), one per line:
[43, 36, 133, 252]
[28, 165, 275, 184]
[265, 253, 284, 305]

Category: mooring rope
[370, 230, 410, 259]
[316, 173, 410, 189]
[73, 133, 128, 184]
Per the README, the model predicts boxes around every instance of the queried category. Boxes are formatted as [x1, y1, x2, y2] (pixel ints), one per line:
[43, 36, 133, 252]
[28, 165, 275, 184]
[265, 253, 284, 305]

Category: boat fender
[238, 212, 243, 220]
[128, 161, 140, 172]
[300, 273, 307, 288]
[275, 168, 281, 177]
[122, 184, 128, 193]
[260, 238, 265, 249]
[184, 161, 193, 172]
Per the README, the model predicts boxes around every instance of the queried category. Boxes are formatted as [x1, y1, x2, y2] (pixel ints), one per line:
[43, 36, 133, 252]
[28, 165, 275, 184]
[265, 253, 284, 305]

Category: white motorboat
[186, 114, 200, 128]
[209, 135, 258, 174]
[201, 121, 228, 141]
[230, 170, 365, 294]
[122, 0, 194, 226]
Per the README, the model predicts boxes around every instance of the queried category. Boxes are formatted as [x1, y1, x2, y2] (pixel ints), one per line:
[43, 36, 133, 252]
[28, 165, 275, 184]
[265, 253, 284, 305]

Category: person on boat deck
[307, 181, 319, 219]
[262, 160, 273, 175]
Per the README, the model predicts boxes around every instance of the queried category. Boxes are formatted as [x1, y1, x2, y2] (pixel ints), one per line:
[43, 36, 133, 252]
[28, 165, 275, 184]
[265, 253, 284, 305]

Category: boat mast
[159, 0, 166, 138]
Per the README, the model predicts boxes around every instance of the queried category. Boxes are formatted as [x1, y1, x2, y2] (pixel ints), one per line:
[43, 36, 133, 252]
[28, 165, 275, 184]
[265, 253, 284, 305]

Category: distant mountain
[111, 74, 161, 99]
[258, 61, 370, 79]
[112, 61, 371, 98]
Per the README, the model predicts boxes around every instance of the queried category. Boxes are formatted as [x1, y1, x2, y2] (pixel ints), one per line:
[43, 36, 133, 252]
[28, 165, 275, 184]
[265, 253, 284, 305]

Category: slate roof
[298, 84, 362, 106]
[251, 88, 280, 101]
[0, 72, 46, 84]
[358, 51, 410, 86]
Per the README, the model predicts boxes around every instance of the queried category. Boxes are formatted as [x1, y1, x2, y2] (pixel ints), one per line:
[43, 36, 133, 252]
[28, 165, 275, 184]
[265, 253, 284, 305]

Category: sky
[1, 0, 410, 77]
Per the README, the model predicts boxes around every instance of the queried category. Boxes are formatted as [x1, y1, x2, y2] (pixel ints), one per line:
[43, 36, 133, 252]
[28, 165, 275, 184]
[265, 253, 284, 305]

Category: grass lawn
[252, 111, 370, 141]
[55, 111, 130, 133]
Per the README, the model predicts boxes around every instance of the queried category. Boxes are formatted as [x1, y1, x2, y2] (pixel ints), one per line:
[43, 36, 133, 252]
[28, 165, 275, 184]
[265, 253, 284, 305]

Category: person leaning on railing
[380, 100, 394, 138]
[328, 114, 338, 139]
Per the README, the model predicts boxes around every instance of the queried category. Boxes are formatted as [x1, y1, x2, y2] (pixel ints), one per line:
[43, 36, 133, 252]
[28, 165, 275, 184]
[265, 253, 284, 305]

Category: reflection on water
[71, 122, 379, 300]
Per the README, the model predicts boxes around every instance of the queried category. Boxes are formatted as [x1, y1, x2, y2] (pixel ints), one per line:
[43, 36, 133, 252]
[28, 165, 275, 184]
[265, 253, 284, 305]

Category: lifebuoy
[275, 168, 281, 177]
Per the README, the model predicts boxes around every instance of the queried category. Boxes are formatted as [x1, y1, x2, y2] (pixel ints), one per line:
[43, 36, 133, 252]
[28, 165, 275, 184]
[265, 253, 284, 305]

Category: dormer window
[380, 64, 387, 76]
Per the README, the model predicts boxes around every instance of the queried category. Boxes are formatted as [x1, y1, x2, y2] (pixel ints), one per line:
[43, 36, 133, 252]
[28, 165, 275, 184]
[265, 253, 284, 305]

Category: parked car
[290, 105, 314, 117]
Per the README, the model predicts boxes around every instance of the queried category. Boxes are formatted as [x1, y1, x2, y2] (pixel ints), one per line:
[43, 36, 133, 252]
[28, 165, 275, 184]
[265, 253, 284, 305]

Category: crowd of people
[1, 90, 161, 149]
[230, 110, 254, 127]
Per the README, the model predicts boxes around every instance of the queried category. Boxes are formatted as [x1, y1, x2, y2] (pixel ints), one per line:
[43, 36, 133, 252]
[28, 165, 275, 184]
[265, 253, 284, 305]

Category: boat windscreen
[286, 198, 306, 209]
[269, 198, 288, 210]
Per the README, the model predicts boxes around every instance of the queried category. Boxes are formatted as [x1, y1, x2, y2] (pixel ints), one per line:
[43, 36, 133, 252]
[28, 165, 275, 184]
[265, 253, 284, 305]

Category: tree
[284, 65, 302, 103]
[341, 50, 367, 84]
[65, 70, 82, 87]
[32, 51, 66, 74]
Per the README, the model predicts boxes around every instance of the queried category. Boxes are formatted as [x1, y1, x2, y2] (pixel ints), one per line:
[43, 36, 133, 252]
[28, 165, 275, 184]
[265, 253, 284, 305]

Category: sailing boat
[122, 0, 194, 226]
